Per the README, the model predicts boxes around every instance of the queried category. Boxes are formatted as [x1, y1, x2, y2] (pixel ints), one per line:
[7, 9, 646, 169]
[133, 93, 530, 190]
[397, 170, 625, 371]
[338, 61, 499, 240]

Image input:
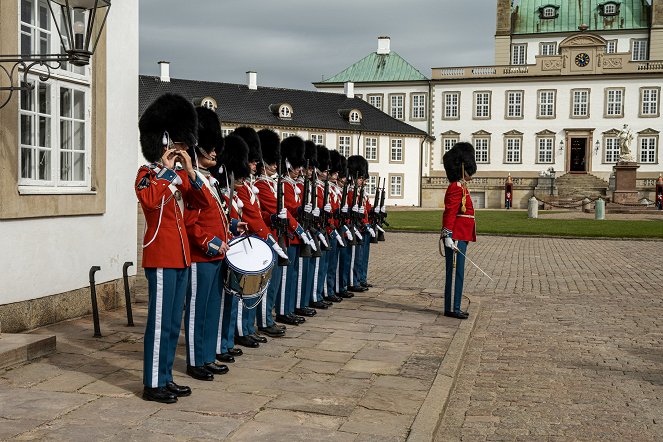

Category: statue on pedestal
[618, 124, 635, 162]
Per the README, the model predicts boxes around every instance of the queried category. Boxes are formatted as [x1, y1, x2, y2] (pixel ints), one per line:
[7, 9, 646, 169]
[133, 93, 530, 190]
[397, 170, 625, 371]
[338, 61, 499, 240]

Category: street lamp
[548, 167, 556, 196]
[0, 0, 111, 109]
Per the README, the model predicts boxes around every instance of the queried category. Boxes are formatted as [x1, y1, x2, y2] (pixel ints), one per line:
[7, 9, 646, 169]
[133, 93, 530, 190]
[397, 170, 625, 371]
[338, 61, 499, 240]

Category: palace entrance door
[569, 138, 587, 173]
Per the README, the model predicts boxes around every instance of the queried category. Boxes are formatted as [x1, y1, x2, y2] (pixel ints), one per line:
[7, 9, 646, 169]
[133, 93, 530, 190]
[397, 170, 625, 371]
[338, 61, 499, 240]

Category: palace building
[315, 0, 663, 208]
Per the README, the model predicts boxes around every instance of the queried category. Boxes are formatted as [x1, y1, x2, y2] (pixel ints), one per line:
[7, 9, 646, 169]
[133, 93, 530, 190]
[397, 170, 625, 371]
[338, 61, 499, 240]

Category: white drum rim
[225, 235, 275, 274]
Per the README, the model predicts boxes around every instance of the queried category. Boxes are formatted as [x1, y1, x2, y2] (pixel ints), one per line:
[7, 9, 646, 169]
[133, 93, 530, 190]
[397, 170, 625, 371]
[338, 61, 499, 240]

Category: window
[600, 2, 620, 16]
[639, 137, 657, 163]
[640, 88, 660, 117]
[473, 91, 491, 119]
[389, 175, 403, 198]
[281, 132, 296, 140]
[368, 94, 383, 111]
[349, 110, 361, 124]
[390, 139, 403, 162]
[506, 91, 523, 119]
[364, 137, 378, 161]
[537, 137, 554, 163]
[511, 44, 527, 65]
[279, 104, 292, 119]
[605, 88, 624, 117]
[632, 39, 648, 61]
[572, 89, 590, 118]
[366, 175, 378, 196]
[222, 128, 234, 137]
[537, 90, 556, 118]
[540, 42, 557, 56]
[389, 94, 404, 119]
[605, 137, 620, 163]
[338, 135, 351, 157]
[311, 134, 324, 145]
[443, 92, 460, 119]
[542, 6, 556, 18]
[605, 40, 617, 54]
[200, 97, 217, 110]
[443, 138, 458, 155]
[473, 138, 490, 163]
[505, 138, 521, 163]
[411, 93, 426, 120]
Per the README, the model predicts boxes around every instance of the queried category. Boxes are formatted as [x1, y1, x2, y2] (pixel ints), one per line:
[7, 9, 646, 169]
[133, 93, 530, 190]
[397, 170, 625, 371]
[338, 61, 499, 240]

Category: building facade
[0, 0, 139, 332]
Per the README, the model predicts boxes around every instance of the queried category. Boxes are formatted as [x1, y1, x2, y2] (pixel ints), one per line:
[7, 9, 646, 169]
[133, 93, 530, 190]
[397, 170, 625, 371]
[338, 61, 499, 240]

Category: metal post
[122, 262, 134, 327]
[595, 198, 605, 220]
[89, 266, 102, 337]
[528, 197, 539, 219]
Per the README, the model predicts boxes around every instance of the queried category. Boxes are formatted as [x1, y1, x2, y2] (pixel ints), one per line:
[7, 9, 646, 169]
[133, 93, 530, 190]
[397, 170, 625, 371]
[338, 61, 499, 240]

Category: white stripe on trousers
[152, 269, 164, 388]
[335, 257, 340, 293]
[296, 257, 304, 308]
[279, 262, 287, 315]
[187, 263, 198, 365]
[216, 287, 225, 354]
[312, 258, 320, 302]
[349, 245, 356, 286]
[261, 285, 268, 327]
[236, 297, 244, 336]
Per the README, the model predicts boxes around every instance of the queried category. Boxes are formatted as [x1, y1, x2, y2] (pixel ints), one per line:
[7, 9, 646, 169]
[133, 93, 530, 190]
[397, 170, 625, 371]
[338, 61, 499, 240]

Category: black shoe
[338, 291, 354, 298]
[258, 324, 286, 337]
[360, 282, 373, 288]
[165, 381, 191, 397]
[143, 386, 177, 403]
[249, 333, 268, 343]
[235, 335, 260, 348]
[310, 301, 329, 309]
[295, 307, 317, 317]
[275, 314, 300, 326]
[216, 353, 235, 363]
[275, 323, 287, 330]
[321, 298, 333, 306]
[327, 295, 343, 303]
[444, 311, 469, 319]
[289, 313, 306, 323]
[227, 347, 243, 356]
[205, 363, 229, 375]
[349, 286, 368, 292]
[186, 365, 214, 381]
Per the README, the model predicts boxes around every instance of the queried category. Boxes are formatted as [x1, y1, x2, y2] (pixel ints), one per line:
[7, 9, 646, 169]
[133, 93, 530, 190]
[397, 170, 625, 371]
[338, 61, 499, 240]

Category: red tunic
[136, 165, 209, 269]
[442, 181, 476, 242]
[235, 181, 270, 240]
[255, 176, 300, 238]
[283, 177, 303, 245]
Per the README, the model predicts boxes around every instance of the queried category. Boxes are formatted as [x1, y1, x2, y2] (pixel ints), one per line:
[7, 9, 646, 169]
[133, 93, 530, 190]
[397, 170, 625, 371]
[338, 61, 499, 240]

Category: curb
[386, 229, 663, 242]
[406, 297, 481, 442]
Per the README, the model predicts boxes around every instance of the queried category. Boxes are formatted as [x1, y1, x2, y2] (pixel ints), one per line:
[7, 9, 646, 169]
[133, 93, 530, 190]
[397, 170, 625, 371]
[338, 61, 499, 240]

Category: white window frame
[506, 90, 524, 119]
[537, 137, 554, 164]
[542, 6, 556, 18]
[338, 135, 351, 157]
[473, 91, 491, 119]
[279, 104, 293, 119]
[571, 89, 590, 118]
[605, 88, 624, 117]
[389, 174, 403, 198]
[605, 137, 620, 163]
[537, 90, 556, 118]
[631, 39, 648, 61]
[389, 94, 404, 120]
[349, 110, 361, 124]
[639, 137, 657, 164]
[281, 131, 296, 140]
[605, 40, 617, 54]
[504, 137, 522, 164]
[473, 137, 490, 164]
[368, 94, 383, 111]
[442, 92, 460, 120]
[640, 87, 660, 117]
[310, 134, 325, 145]
[442, 137, 458, 155]
[366, 174, 378, 196]
[411, 93, 426, 120]
[604, 3, 617, 15]
[511, 43, 527, 65]
[390, 139, 403, 163]
[540, 42, 557, 56]
[364, 137, 378, 162]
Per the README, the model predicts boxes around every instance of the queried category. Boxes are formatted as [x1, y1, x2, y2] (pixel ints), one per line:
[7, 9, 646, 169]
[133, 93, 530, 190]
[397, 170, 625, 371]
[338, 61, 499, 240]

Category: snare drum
[224, 235, 275, 301]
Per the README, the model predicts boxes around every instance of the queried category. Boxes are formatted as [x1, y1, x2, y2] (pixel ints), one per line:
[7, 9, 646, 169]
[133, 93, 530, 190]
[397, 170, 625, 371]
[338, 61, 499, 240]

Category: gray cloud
[140, 0, 496, 89]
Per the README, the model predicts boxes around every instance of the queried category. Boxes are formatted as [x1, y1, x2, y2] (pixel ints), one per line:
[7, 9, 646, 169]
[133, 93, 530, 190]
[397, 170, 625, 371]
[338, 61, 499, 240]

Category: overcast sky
[139, 0, 496, 90]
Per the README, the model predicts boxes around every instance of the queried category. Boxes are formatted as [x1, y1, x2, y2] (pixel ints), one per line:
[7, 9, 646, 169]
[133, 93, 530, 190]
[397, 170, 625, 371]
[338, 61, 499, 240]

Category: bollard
[582, 198, 591, 213]
[528, 197, 538, 219]
[122, 262, 135, 327]
[595, 198, 605, 220]
[89, 266, 102, 337]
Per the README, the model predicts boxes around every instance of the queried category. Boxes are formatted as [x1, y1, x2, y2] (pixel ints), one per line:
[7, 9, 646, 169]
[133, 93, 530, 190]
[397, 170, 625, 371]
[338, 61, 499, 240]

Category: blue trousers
[351, 237, 364, 287]
[326, 234, 340, 297]
[185, 261, 222, 367]
[276, 245, 299, 315]
[143, 267, 189, 388]
[444, 240, 468, 313]
[338, 243, 352, 291]
[217, 265, 238, 355]
[312, 250, 328, 302]
[236, 296, 258, 336]
[257, 264, 282, 328]
[297, 255, 314, 309]
[358, 235, 371, 284]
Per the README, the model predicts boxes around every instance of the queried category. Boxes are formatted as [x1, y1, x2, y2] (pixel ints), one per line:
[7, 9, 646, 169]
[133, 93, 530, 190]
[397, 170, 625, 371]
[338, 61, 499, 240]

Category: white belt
[457, 214, 474, 219]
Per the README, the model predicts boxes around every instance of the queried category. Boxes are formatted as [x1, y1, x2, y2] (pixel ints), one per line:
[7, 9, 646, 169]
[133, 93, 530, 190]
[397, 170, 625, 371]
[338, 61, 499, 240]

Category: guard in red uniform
[325, 150, 346, 302]
[137, 93, 209, 403]
[441, 142, 477, 320]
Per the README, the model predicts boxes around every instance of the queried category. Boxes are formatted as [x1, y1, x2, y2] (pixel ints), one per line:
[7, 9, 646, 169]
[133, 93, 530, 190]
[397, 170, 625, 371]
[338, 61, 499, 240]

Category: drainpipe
[356, 131, 362, 155]
[418, 136, 425, 207]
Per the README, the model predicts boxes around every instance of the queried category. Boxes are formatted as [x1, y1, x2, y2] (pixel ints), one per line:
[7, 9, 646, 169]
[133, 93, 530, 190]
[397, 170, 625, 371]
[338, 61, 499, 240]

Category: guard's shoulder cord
[460, 183, 467, 214]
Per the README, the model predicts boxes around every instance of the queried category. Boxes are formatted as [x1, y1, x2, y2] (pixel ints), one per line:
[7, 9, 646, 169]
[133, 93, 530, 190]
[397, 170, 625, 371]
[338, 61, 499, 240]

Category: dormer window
[201, 97, 217, 111]
[538, 5, 560, 19]
[599, 2, 620, 16]
[349, 109, 362, 124]
[269, 103, 294, 120]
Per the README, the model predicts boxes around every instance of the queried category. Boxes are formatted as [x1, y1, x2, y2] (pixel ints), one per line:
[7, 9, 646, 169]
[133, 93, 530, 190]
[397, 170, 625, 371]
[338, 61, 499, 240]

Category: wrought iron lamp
[0, 0, 111, 109]
[594, 139, 600, 155]
[548, 167, 556, 196]
[558, 139, 565, 152]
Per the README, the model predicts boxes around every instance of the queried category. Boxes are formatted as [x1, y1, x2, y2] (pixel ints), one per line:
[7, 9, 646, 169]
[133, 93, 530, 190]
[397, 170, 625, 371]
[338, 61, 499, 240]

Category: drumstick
[229, 235, 252, 248]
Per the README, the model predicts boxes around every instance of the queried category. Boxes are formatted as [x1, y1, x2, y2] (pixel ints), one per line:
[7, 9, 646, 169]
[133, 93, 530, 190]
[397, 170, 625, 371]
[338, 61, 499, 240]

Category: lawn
[384, 210, 663, 239]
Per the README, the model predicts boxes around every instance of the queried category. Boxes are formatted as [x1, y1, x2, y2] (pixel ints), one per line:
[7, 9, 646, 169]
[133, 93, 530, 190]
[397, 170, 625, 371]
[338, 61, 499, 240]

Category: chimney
[344, 82, 355, 98]
[158, 61, 170, 82]
[246, 71, 257, 90]
[377, 36, 391, 54]
[494, 0, 513, 65]
[650, 0, 663, 60]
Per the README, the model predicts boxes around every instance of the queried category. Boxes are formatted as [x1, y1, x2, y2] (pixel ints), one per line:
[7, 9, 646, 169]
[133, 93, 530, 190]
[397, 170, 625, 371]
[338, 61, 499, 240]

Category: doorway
[569, 138, 587, 173]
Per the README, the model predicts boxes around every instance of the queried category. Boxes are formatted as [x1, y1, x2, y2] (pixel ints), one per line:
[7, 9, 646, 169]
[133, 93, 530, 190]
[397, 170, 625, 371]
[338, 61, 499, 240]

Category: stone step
[0, 333, 56, 371]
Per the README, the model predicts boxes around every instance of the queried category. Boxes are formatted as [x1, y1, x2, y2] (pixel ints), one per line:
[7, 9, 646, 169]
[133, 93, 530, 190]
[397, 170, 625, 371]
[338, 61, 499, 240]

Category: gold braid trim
[460, 162, 467, 213]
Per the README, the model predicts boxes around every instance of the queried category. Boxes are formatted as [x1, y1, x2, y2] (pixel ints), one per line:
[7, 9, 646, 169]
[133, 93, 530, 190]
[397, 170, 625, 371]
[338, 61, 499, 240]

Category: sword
[452, 246, 493, 281]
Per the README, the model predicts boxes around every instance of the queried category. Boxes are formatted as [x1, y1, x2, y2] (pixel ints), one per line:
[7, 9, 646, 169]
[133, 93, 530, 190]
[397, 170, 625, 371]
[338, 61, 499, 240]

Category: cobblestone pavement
[431, 233, 663, 441]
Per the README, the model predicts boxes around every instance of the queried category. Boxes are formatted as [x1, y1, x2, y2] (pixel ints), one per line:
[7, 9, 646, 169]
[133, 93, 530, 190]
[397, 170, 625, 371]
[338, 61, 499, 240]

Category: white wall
[0, 0, 139, 305]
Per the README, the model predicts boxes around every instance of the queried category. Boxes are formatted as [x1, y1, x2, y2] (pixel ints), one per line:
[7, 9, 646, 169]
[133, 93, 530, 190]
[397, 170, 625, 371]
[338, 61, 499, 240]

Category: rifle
[309, 169, 322, 257]
[370, 176, 380, 244]
[275, 155, 290, 266]
[377, 177, 387, 241]
[227, 171, 236, 220]
[320, 174, 331, 250]
[336, 169, 350, 248]
[354, 177, 365, 241]
[347, 172, 361, 243]
[299, 160, 312, 257]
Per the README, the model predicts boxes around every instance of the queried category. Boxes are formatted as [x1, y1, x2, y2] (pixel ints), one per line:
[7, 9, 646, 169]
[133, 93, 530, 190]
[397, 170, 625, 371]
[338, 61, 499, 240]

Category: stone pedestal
[612, 161, 640, 204]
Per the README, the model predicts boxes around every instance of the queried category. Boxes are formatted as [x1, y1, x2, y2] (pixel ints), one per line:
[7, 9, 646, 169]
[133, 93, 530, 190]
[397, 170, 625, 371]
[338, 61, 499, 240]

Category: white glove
[343, 226, 353, 240]
[381, 206, 386, 213]
[367, 226, 376, 238]
[352, 204, 359, 213]
[333, 230, 346, 248]
[271, 242, 288, 259]
[307, 232, 318, 252]
[353, 226, 363, 241]
[324, 203, 332, 213]
[341, 205, 348, 213]
[443, 237, 457, 251]
[317, 232, 329, 248]
[358, 206, 365, 214]
[304, 203, 312, 213]
[278, 208, 287, 219]
[376, 225, 385, 233]
[312, 207, 320, 217]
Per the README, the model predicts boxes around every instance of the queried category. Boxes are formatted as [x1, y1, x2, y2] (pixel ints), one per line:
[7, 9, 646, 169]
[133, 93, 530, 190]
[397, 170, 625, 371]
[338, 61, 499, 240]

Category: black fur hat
[443, 142, 477, 182]
[139, 93, 198, 163]
[304, 140, 318, 168]
[281, 136, 306, 170]
[316, 145, 330, 172]
[338, 155, 348, 178]
[219, 134, 251, 180]
[258, 128, 280, 165]
[194, 106, 223, 154]
[329, 149, 343, 174]
[347, 155, 367, 179]
[233, 126, 262, 163]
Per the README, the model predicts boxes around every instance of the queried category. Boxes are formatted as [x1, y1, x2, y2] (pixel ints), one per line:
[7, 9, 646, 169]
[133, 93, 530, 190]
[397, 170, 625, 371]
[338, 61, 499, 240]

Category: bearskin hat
[281, 136, 306, 170]
[219, 134, 251, 180]
[232, 126, 262, 163]
[443, 141, 477, 182]
[347, 155, 367, 179]
[194, 106, 223, 154]
[257, 128, 280, 165]
[329, 149, 343, 174]
[304, 140, 318, 168]
[338, 154, 348, 178]
[139, 93, 198, 163]
[316, 145, 330, 172]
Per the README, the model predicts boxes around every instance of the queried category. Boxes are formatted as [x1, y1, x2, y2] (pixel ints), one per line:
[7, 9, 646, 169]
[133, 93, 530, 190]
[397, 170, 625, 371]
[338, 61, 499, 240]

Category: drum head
[226, 236, 275, 274]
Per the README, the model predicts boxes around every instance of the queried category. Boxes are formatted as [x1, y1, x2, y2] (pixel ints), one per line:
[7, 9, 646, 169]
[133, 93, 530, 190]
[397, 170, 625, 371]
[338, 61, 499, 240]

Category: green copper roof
[512, 0, 650, 34]
[321, 52, 428, 83]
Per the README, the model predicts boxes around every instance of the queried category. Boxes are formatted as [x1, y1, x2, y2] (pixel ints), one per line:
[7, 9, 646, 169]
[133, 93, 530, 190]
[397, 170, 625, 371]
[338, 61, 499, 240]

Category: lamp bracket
[0, 54, 68, 109]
